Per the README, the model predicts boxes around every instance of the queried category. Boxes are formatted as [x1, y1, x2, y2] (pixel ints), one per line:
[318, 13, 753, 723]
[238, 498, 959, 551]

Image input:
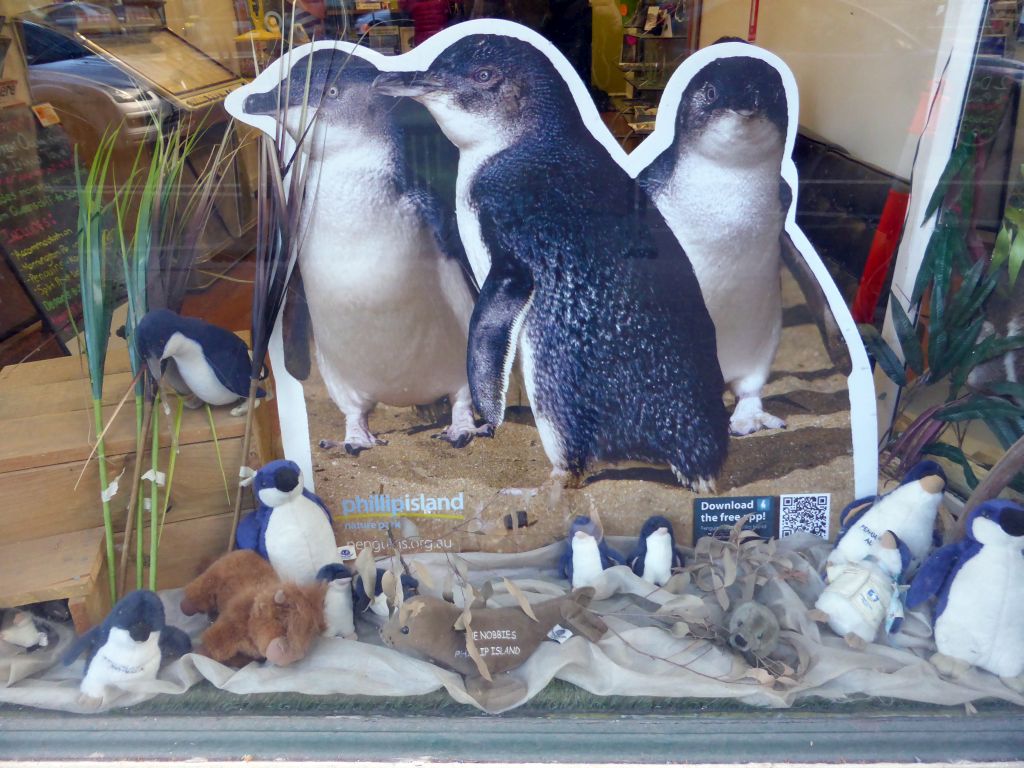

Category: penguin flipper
[905, 541, 969, 609]
[282, 266, 313, 381]
[836, 495, 878, 539]
[159, 626, 192, 659]
[302, 488, 334, 523]
[600, 541, 626, 566]
[779, 230, 851, 374]
[62, 626, 100, 666]
[235, 508, 266, 555]
[468, 259, 534, 426]
[317, 563, 352, 582]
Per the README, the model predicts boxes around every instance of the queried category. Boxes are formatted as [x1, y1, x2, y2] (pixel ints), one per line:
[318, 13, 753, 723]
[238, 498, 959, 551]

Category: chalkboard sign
[0, 104, 80, 345]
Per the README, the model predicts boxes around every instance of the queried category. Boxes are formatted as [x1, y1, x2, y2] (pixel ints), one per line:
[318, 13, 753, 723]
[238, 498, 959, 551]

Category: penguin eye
[400, 625, 410, 635]
[473, 68, 494, 84]
[327, 85, 339, 98]
[704, 84, 717, 103]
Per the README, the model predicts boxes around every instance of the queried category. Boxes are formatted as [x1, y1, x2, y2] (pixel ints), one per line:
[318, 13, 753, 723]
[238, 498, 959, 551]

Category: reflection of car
[15, 18, 172, 153]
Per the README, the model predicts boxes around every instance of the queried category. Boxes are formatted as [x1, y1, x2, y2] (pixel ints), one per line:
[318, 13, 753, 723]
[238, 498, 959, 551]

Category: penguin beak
[129, 620, 152, 643]
[372, 71, 442, 98]
[244, 87, 280, 116]
[145, 354, 164, 383]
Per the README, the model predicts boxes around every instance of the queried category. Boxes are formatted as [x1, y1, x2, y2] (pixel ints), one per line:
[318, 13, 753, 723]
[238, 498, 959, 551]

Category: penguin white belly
[168, 337, 240, 406]
[935, 547, 1024, 677]
[300, 163, 474, 407]
[264, 496, 339, 584]
[641, 535, 673, 586]
[81, 629, 161, 697]
[455, 148, 498, 286]
[656, 153, 783, 387]
[571, 540, 606, 587]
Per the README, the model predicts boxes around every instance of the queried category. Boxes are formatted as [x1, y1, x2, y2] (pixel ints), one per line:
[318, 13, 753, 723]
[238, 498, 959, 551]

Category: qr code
[779, 493, 831, 539]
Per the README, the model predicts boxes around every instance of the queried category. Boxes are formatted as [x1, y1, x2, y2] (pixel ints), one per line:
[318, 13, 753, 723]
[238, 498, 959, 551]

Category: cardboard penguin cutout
[226, 21, 875, 557]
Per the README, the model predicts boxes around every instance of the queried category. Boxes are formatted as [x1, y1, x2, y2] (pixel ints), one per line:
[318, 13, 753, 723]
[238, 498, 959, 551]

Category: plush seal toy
[906, 499, 1024, 688]
[559, 516, 625, 588]
[815, 530, 911, 646]
[829, 460, 945, 572]
[235, 459, 342, 584]
[727, 601, 780, 659]
[63, 591, 191, 700]
[627, 515, 685, 586]
[380, 588, 606, 678]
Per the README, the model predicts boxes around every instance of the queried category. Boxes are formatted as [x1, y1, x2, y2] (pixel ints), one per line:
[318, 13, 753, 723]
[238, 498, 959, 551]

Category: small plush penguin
[135, 308, 263, 409]
[353, 568, 419, 619]
[316, 563, 356, 639]
[906, 500, 1024, 686]
[559, 516, 625, 588]
[236, 460, 342, 584]
[627, 515, 685, 586]
[816, 530, 911, 646]
[62, 591, 191, 700]
[829, 460, 945, 572]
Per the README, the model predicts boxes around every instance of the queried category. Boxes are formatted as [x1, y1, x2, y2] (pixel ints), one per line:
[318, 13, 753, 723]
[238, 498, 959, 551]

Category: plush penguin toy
[906, 499, 1024, 686]
[236, 460, 342, 584]
[316, 563, 356, 639]
[559, 516, 625, 588]
[627, 515, 685, 586]
[816, 530, 911, 646]
[135, 308, 264, 410]
[353, 568, 420, 619]
[828, 460, 945, 573]
[63, 591, 191, 700]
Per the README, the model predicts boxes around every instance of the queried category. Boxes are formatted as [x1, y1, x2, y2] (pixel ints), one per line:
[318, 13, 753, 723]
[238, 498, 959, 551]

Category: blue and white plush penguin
[374, 30, 729, 490]
[135, 308, 263, 408]
[353, 568, 420, 619]
[316, 563, 356, 639]
[816, 530, 912, 645]
[559, 516, 626, 588]
[235, 459, 342, 585]
[62, 591, 191, 699]
[627, 515, 685, 586]
[906, 500, 1024, 684]
[829, 460, 946, 572]
[238, 47, 488, 455]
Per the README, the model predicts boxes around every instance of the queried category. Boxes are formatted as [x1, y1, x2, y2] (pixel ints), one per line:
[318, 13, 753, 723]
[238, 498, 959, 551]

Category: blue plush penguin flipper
[673, 548, 686, 568]
[601, 541, 626, 566]
[467, 258, 534, 426]
[189, 320, 254, 399]
[235, 508, 266, 555]
[159, 626, 192, 659]
[905, 541, 967, 608]
[62, 626, 99, 666]
[317, 563, 352, 581]
[836, 494, 878, 538]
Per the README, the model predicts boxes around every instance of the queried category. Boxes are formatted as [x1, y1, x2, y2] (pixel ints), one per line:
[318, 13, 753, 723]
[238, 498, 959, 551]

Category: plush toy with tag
[63, 591, 191, 700]
[906, 499, 1024, 688]
[627, 515, 685, 586]
[1, 610, 54, 652]
[829, 460, 945, 572]
[559, 516, 626, 588]
[815, 530, 911, 646]
[380, 588, 606, 678]
[181, 550, 326, 667]
[235, 459, 342, 584]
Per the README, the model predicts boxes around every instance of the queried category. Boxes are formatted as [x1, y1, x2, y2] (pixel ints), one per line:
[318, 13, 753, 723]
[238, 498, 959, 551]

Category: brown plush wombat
[181, 550, 326, 666]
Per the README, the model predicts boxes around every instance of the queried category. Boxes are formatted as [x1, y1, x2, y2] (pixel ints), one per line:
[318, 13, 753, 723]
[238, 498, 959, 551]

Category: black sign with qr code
[692, 496, 777, 544]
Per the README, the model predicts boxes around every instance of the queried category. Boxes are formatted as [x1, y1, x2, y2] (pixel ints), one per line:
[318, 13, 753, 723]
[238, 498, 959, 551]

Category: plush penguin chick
[829, 460, 945, 573]
[374, 33, 729, 489]
[627, 515, 684, 586]
[316, 563, 356, 639]
[135, 308, 262, 408]
[236, 460, 342, 584]
[353, 568, 420, 618]
[816, 530, 911, 645]
[559, 516, 625, 588]
[63, 591, 191, 699]
[241, 49, 487, 454]
[641, 53, 790, 436]
[906, 500, 1024, 685]
[727, 601, 780, 657]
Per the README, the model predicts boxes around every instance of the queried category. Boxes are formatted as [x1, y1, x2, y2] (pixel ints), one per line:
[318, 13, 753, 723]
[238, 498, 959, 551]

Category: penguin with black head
[240, 46, 489, 454]
[375, 30, 729, 489]
[641, 48, 793, 436]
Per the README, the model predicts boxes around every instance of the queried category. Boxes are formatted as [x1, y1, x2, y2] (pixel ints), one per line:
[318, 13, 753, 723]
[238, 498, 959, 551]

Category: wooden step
[0, 527, 111, 632]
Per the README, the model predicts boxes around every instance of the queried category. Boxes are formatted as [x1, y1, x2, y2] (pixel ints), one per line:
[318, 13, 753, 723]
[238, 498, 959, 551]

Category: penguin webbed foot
[319, 436, 389, 456]
[433, 422, 496, 448]
[729, 396, 786, 436]
[670, 465, 716, 494]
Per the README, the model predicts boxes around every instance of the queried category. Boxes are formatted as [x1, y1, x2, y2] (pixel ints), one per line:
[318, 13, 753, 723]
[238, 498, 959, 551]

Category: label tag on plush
[548, 625, 573, 644]
[885, 584, 904, 634]
[238, 466, 257, 487]
[338, 545, 357, 560]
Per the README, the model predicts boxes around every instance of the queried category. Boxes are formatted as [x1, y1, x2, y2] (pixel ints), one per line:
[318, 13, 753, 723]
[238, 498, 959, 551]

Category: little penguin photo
[374, 25, 729, 490]
[232, 44, 489, 455]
